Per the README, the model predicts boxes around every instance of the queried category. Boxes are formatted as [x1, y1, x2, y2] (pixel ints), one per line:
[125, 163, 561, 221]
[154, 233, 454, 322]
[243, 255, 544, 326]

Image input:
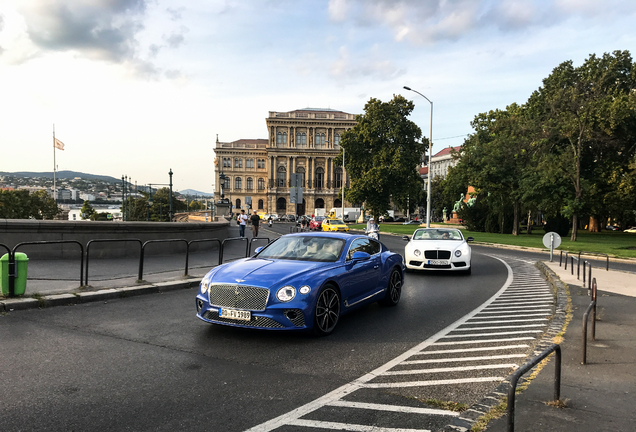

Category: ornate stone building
[214, 108, 357, 216]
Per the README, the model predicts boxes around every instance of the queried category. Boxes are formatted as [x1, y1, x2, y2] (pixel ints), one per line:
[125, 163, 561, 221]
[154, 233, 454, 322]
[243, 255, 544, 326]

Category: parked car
[309, 215, 326, 230]
[403, 228, 473, 274]
[402, 220, 420, 225]
[322, 218, 349, 232]
[605, 225, 620, 231]
[195, 232, 404, 335]
[296, 215, 311, 227]
[624, 227, 636, 233]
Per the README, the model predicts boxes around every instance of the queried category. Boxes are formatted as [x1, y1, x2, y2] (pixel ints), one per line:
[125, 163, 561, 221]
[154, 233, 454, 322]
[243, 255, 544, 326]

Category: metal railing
[139, 239, 188, 280]
[578, 251, 609, 271]
[582, 278, 598, 365]
[582, 260, 592, 288]
[248, 237, 271, 256]
[187, 238, 222, 268]
[507, 343, 562, 432]
[560, 251, 610, 275]
[85, 239, 143, 286]
[220, 237, 249, 264]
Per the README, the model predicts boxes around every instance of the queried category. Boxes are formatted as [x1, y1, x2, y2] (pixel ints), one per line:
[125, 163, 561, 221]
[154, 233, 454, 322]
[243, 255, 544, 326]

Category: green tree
[80, 200, 96, 220]
[528, 50, 636, 240]
[31, 190, 60, 219]
[337, 95, 425, 219]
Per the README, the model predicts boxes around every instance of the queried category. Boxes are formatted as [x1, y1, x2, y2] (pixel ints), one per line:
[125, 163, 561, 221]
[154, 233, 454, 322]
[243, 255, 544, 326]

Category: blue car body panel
[195, 232, 404, 332]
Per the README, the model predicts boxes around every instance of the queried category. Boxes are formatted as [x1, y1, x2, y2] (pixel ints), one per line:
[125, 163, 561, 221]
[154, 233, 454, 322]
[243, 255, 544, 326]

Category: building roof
[419, 166, 428, 175]
[433, 145, 461, 158]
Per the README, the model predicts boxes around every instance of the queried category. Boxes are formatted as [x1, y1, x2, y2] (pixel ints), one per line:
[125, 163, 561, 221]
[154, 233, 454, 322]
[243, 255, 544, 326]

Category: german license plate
[220, 308, 251, 321]
[428, 260, 449, 265]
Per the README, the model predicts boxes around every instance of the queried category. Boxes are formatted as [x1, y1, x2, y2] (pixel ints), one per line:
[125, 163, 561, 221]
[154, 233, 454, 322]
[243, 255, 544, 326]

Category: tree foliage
[0, 189, 59, 219]
[338, 95, 425, 219]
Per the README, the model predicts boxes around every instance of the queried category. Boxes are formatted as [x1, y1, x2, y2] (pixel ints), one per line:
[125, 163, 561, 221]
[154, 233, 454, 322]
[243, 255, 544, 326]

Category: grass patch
[31, 293, 47, 308]
[351, 224, 636, 259]
[546, 398, 569, 408]
[471, 400, 508, 432]
[424, 398, 468, 412]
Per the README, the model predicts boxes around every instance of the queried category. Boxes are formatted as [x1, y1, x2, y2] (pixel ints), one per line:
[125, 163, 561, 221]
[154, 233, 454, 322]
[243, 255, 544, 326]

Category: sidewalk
[485, 261, 636, 431]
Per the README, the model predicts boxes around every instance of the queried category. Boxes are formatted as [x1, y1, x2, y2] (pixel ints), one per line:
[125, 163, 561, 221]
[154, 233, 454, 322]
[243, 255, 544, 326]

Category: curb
[0, 278, 201, 312]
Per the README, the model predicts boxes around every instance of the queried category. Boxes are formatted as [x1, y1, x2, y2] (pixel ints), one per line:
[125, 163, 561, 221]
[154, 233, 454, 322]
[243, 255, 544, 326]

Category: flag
[54, 138, 65, 150]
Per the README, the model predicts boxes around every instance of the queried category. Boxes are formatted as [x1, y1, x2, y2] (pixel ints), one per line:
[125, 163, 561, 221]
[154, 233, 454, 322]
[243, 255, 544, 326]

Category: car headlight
[454, 250, 462, 257]
[276, 285, 296, 302]
[200, 278, 210, 294]
[413, 249, 421, 257]
[299, 285, 311, 295]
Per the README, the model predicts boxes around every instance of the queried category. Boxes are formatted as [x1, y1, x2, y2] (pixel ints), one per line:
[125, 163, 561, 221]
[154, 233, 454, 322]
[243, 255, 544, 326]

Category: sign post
[542, 232, 562, 262]
[290, 174, 303, 219]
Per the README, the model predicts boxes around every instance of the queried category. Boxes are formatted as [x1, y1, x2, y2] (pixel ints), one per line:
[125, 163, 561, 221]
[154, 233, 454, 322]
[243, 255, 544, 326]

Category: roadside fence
[582, 277, 598, 364]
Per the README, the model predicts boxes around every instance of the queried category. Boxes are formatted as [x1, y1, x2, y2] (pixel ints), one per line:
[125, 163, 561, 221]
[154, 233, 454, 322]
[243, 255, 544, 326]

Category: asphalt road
[1, 226, 513, 431]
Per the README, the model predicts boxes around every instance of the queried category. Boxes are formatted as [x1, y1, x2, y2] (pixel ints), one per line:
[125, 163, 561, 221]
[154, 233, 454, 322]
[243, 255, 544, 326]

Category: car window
[346, 238, 380, 261]
[413, 229, 463, 240]
[256, 236, 345, 262]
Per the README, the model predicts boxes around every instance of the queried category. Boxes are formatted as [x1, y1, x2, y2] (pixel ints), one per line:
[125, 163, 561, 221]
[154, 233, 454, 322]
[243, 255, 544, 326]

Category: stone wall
[0, 219, 230, 259]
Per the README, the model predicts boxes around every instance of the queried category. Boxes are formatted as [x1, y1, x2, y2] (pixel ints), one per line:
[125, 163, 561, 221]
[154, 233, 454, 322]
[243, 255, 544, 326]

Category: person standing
[238, 209, 248, 237]
[250, 211, 261, 238]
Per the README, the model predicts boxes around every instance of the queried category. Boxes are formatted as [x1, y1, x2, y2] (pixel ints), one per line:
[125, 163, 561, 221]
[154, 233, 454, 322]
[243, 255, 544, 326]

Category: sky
[1, 0, 635, 193]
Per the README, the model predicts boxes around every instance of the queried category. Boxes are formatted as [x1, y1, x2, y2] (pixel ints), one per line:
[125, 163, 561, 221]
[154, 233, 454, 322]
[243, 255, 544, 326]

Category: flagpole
[53, 124, 56, 202]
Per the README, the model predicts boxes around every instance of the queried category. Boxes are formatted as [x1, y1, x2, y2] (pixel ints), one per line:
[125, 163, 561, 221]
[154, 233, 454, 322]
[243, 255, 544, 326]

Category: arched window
[277, 132, 282, 144]
[296, 133, 301, 146]
[315, 167, 324, 189]
[277, 197, 287, 211]
[258, 199, 264, 210]
[302, 133, 306, 145]
[315, 198, 325, 209]
[296, 166, 305, 189]
[283, 132, 287, 144]
[315, 133, 325, 147]
[277, 166, 287, 187]
[246, 177, 253, 190]
[235, 199, 241, 209]
[258, 178, 265, 190]
[235, 177, 242, 190]
[335, 168, 343, 188]
[334, 199, 342, 208]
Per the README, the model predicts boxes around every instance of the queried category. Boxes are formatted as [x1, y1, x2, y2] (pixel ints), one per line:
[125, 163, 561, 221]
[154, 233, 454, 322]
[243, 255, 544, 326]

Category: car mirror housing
[466, 237, 474, 242]
[402, 236, 410, 241]
[254, 246, 264, 255]
[351, 251, 371, 261]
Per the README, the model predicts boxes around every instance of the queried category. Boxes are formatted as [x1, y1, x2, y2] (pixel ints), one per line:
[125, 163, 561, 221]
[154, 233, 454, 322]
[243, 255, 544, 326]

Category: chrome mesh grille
[424, 250, 451, 259]
[284, 309, 306, 327]
[208, 284, 270, 311]
[202, 311, 284, 328]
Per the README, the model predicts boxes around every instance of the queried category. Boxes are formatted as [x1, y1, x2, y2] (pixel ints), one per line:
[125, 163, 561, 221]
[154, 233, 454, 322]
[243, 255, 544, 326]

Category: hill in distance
[180, 189, 214, 197]
[1, 170, 121, 183]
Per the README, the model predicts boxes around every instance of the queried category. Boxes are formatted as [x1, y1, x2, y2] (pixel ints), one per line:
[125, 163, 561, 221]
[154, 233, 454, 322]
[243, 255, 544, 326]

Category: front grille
[409, 260, 423, 266]
[208, 284, 269, 311]
[203, 310, 284, 328]
[424, 250, 451, 259]
[424, 264, 452, 269]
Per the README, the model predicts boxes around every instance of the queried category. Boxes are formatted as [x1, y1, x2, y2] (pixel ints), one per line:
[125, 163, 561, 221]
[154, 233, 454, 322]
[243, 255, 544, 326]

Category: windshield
[413, 229, 463, 241]
[256, 236, 346, 262]
[330, 219, 345, 225]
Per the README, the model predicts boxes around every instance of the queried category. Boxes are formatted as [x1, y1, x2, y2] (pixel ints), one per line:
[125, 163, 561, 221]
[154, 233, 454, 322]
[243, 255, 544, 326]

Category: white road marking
[382, 363, 518, 375]
[433, 337, 536, 345]
[362, 376, 504, 389]
[415, 345, 530, 355]
[466, 318, 548, 324]
[288, 419, 431, 432]
[402, 354, 526, 364]
[452, 324, 546, 331]
[476, 309, 552, 315]
[327, 400, 460, 417]
[442, 330, 544, 338]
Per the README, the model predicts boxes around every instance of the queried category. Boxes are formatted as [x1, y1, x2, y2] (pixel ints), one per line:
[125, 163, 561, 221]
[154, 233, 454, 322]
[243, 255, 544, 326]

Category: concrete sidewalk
[484, 261, 636, 431]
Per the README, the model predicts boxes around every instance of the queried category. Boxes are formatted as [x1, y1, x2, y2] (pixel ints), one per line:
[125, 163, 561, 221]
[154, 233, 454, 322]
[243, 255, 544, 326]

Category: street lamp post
[168, 169, 173, 222]
[404, 86, 433, 228]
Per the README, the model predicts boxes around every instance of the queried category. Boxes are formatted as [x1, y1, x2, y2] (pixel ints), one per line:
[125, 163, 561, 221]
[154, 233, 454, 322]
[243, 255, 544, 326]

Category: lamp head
[403, 86, 411, 90]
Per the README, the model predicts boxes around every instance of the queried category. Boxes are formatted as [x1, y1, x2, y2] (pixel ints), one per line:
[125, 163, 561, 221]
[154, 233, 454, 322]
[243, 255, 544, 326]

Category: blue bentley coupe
[195, 232, 405, 336]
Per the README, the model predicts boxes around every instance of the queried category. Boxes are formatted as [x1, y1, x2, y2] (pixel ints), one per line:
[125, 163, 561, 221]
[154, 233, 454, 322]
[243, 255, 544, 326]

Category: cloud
[166, 7, 185, 21]
[330, 45, 406, 83]
[327, 0, 634, 45]
[20, 0, 147, 62]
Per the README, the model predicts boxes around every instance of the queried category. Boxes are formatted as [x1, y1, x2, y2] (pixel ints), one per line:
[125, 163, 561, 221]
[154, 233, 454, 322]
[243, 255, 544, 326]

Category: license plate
[220, 308, 251, 321]
[428, 260, 449, 265]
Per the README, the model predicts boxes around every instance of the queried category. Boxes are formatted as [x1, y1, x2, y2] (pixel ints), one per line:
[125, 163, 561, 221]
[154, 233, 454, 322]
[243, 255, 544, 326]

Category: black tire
[312, 285, 341, 336]
[380, 269, 402, 306]
[464, 263, 472, 275]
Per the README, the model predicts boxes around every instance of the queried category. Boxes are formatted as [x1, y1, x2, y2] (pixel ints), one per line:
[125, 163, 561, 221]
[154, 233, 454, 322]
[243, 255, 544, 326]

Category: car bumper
[195, 294, 309, 331]
[405, 257, 470, 271]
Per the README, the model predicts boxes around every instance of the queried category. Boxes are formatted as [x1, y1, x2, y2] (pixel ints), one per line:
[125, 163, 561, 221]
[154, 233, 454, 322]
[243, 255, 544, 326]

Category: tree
[528, 50, 636, 240]
[31, 190, 60, 219]
[337, 95, 425, 219]
[80, 200, 96, 220]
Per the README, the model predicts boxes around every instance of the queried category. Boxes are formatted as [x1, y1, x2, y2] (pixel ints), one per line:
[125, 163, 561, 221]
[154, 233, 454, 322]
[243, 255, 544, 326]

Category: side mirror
[402, 236, 411, 241]
[254, 246, 264, 255]
[466, 237, 474, 242]
[351, 251, 371, 262]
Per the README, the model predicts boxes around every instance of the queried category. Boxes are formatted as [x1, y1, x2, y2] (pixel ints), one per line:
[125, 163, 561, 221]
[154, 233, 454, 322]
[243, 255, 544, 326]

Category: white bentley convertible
[403, 228, 473, 274]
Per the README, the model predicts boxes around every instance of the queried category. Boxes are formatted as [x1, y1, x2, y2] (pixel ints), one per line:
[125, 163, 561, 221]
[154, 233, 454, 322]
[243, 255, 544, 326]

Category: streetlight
[404, 86, 433, 228]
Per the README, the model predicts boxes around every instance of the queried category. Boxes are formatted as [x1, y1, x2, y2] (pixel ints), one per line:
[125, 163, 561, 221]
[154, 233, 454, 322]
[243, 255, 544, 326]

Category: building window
[277, 197, 287, 211]
[277, 166, 287, 187]
[235, 198, 241, 209]
[315, 167, 324, 189]
[258, 199, 264, 210]
[246, 177, 253, 190]
[335, 134, 340, 146]
[283, 132, 287, 144]
[335, 168, 343, 188]
[234, 158, 243, 168]
[235, 177, 242, 189]
[223, 157, 231, 168]
[277, 132, 282, 144]
[257, 159, 265, 169]
[302, 133, 306, 145]
[296, 167, 305, 188]
[315, 133, 325, 147]
[246, 159, 254, 168]
[258, 178, 265, 190]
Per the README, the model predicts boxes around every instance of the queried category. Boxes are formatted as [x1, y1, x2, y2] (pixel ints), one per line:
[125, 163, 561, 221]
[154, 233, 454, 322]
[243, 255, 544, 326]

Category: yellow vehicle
[322, 218, 349, 232]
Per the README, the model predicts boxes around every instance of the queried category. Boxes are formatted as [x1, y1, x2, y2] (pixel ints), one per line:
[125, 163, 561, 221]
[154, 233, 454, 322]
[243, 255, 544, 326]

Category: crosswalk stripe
[382, 363, 517, 375]
[327, 400, 460, 417]
[415, 344, 529, 355]
[362, 376, 504, 388]
[402, 354, 526, 364]
[288, 419, 432, 431]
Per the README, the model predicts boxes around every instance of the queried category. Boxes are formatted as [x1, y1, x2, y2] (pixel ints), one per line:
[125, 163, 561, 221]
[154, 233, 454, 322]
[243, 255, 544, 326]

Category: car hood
[209, 258, 332, 288]
[408, 239, 466, 249]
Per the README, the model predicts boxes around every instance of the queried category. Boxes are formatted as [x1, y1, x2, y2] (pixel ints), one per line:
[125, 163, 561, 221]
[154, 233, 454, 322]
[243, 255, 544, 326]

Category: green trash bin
[0, 253, 28, 296]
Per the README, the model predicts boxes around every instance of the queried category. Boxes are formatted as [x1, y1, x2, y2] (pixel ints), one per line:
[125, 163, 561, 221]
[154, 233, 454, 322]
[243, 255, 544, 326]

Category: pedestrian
[238, 209, 248, 237]
[250, 210, 261, 238]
